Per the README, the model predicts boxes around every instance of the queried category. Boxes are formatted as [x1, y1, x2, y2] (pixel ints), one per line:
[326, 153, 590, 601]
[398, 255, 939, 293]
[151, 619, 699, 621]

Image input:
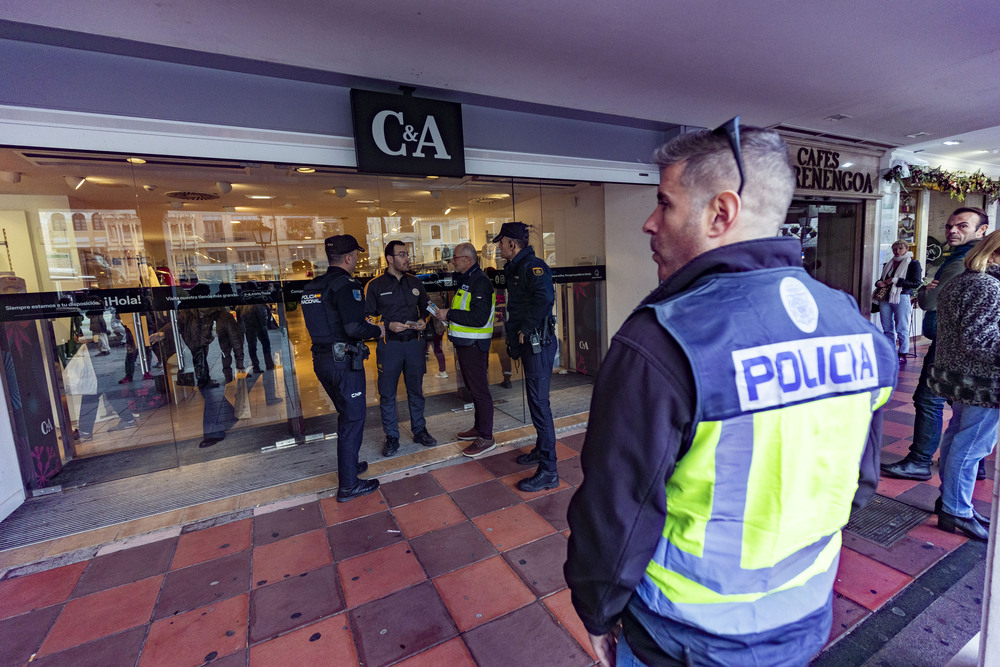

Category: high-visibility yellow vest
[449, 283, 495, 340]
[638, 268, 898, 635]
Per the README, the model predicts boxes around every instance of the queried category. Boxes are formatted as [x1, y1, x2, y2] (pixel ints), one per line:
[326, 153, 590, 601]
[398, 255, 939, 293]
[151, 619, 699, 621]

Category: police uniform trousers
[313, 352, 366, 486]
[522, 337, 557, 473]
[375, 337, 427, 439]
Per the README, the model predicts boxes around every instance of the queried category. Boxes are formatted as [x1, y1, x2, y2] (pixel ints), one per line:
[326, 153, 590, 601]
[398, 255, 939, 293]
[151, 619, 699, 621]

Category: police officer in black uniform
[301, 235, 385, 502]
[364, 240, 437, 456]
[494, 222, 560, 492]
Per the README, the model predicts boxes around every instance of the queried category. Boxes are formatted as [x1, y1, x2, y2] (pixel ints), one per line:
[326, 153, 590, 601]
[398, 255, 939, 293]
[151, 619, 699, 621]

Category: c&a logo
[351, 89, 466, 178]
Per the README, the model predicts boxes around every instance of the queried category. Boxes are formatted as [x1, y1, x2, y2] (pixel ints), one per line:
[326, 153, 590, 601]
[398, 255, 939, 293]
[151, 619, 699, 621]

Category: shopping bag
[64, 344, 97, 394]
[234, 372, 251, 419]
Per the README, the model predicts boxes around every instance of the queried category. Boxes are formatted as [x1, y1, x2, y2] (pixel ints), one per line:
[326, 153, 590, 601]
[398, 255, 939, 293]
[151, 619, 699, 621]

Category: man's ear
[705, 190, 742, 239]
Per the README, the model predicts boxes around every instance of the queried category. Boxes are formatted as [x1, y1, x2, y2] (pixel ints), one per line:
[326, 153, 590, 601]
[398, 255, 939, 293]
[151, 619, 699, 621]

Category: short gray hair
[653, 125, 795, 235]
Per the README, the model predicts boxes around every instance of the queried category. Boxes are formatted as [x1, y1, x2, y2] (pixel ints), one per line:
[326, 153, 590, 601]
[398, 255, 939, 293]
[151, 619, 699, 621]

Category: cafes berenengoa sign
[787, 138, 879, 198]
[351, 89, 465, 177]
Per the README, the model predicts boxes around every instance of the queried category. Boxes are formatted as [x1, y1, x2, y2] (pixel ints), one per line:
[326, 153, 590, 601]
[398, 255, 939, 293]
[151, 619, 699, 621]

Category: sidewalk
[0, 347, 990, 666]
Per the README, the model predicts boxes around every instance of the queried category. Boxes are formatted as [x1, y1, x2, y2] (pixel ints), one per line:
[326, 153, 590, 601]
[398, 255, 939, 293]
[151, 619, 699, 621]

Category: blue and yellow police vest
[449, 282, 495, 340]
[637, 267, 897, 635]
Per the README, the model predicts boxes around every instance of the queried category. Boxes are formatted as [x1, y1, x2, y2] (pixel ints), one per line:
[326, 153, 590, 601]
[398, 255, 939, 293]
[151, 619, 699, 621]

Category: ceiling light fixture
[444, 208, 452, 215]
[216, 181, 233, 194]
[906, 132, 931, 139]
[142, 184, 156, 192]
[942, 140, 962, 146]
[126, 157, 146, 165]
[430, 190, 441, 199]
[295, 167, 316, 174]
[334, 187, 348, 198]
[170, 201, 184, 210]
[65, 176, 86, 190]
[246, 195, 273, 200]
[222, 206, 236, 213]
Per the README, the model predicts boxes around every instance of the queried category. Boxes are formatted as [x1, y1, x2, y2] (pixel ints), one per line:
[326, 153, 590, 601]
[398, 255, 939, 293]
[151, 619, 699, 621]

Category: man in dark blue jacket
[494, 222, 559, 493]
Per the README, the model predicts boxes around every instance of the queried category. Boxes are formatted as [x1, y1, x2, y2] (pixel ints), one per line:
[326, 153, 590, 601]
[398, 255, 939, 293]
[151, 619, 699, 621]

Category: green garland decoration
[883, 163, 1000, 204]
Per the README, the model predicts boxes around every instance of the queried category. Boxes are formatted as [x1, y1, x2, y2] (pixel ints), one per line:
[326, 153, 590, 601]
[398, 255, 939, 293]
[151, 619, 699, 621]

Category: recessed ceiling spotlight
[333, 187, 348, 198]
[142, 184, 156, 192]
[356, 199, 375, 204]
[295, 167, 316, 174]
[824, 114, 852, 122]
[426, 175, 439, 180]
[906, 132, 931, 138]
[942, 140, 962, 146]
[65, 176, 86, 190]
[246, 195, 273, 200]
[444, 208, 452, 215]
[126, 157, 146, 165]
[216, 181, 233, 194]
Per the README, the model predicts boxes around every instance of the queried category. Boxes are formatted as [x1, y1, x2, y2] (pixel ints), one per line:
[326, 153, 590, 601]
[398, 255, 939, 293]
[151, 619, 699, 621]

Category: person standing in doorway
[433, 243, 496, 458]
[301, 235, 385, 503]
[364, 240, 438, 457]
[875, 240, 921, 364]
[494, 221, 559, 493]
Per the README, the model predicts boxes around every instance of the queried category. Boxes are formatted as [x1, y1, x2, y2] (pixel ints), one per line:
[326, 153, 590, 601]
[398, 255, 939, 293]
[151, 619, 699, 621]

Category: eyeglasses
[711, 116, 745, 196]
[451, 255, 474, 263]
[391, 251, 409, 258]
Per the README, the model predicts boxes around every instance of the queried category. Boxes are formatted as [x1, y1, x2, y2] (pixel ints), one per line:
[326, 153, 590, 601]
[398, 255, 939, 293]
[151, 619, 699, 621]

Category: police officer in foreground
[493, 222, 560, 493]
[364, 240, 438, 457]
[565, 121, 897, 665]
[301, 235, 385, 503]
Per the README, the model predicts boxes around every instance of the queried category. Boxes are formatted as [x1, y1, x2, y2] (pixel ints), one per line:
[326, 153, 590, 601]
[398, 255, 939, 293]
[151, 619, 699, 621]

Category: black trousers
[522, 337, 557, 473]
[455, 343, 493, 438]
[314, 353, 367, 486]
[376, 338, 426, 438]
[245, 325, 273, 370]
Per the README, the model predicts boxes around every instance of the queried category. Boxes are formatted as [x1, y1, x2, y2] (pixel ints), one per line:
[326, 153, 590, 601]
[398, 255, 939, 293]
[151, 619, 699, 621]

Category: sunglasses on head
[711, 116, 745, 196]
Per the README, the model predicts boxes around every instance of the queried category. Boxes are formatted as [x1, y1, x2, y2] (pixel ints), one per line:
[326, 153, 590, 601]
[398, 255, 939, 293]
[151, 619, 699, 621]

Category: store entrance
[785, 200, 863, 300]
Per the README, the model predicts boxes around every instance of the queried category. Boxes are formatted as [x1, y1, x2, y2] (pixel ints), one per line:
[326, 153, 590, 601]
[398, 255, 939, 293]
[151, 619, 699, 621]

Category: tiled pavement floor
[0, 345, 991, 666]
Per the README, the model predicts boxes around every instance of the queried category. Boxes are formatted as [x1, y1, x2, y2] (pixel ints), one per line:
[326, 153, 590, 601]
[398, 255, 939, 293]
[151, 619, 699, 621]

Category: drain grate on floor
[844, 494, 931, 548]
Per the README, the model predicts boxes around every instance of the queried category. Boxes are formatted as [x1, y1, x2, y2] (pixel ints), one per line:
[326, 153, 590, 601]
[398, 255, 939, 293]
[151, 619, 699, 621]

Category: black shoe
[413, 429, 437, 447]
[253, 366, 263, 374]
[516, 448, 542, 465]
[358, 461, 368, 475]
[935, 497, 989, 527]
[938, 510, 989, 541]
[199, 436, 224, 448]
[880, 458, 932, 481]
[337, 478, 380, 503]
[224, 373, 233, 384]
[898, 354, 907, 365]
[500, 376, 512, 389]
[383, 436, 400, 457]
[978, 459, 987, 481]
[265, 397, 283, 406]
[517, 469, 559, 493]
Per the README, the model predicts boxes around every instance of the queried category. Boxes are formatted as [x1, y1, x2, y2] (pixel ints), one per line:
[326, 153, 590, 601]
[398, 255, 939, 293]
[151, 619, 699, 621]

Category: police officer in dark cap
[301, 235, 385, 502]
[494, 221, 560, 492]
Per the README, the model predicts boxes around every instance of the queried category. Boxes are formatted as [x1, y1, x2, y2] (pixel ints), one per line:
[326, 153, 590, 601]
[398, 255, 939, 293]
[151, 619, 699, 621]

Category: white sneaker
[435, 371, 448, 379]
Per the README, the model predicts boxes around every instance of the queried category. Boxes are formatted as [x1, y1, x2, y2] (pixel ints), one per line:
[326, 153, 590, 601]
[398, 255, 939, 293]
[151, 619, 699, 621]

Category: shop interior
[0, 147, 605, 492]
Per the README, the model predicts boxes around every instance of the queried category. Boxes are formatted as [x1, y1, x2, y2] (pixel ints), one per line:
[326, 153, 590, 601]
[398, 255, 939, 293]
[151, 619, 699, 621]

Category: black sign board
[351, 89, 465, 177]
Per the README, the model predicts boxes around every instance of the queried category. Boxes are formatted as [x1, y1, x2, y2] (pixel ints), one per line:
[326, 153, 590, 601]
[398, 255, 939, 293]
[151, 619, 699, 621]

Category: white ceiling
[4, 0, 1000, 170]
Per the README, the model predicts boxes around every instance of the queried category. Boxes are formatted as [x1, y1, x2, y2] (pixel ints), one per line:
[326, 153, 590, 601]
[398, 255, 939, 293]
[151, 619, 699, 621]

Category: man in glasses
[432, 243, 497, 457]
[364, 240, 438, 456]
[566, 121, 897, 666]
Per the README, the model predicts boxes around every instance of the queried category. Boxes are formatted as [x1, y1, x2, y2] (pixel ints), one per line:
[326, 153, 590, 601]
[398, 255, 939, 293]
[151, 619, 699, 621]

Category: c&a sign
[351, 89, 465, 177]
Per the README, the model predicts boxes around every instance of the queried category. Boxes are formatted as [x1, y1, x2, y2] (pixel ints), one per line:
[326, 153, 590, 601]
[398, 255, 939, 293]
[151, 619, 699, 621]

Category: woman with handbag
[875, 240, 922, 364]
[926, 231, 1000, 540]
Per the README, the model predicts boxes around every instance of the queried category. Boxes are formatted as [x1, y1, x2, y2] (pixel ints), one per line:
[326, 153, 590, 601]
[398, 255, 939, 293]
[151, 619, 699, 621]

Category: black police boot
[337, 478, 380, 503]
[517, 468, 559, 493]
[516, 448, 542, 465]
[413, 429, 437, 447]
[383, 436, 399, 457]
[880, 457, 932, 481]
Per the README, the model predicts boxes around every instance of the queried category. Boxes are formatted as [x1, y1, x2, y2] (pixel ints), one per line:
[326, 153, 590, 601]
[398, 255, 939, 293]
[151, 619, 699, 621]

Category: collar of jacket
[509, 245, 537, 268]
[453, 263, 482, 284]
[638, 237, 804, 309]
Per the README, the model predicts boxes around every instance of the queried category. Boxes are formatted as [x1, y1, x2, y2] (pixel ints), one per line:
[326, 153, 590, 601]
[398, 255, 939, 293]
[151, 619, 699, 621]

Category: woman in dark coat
[927, 230, 1000, 540]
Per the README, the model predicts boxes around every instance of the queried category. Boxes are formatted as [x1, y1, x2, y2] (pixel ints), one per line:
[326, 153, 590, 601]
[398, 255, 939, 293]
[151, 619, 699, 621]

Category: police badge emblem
[353, 289, 362, 301]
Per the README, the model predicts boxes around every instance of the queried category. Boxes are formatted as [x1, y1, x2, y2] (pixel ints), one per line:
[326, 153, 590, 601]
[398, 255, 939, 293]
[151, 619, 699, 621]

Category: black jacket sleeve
[852, 407, 883, 511]
[897, 260, 923, 292]
[565, 312, 695, 636]
[446, 270, 495, 329]
[339, 279, 382, 340]
[363, 275, 380, 318]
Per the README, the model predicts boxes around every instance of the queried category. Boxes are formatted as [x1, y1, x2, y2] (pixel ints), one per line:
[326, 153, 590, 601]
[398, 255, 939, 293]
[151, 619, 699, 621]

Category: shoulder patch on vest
[353, 289, 362, 301]
[532, 267, 543, 276]
[779, 277, 818, 333]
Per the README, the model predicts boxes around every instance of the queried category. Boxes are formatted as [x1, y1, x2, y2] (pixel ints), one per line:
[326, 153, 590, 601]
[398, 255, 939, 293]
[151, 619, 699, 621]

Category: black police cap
[324, 234, 366, 255]
[492, 222, 529, 243]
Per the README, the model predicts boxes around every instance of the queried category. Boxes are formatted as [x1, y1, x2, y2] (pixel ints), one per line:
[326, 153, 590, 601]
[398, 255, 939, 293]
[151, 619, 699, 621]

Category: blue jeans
[908, 340, 947, 466]
[879, 297, 912, 354]
[938, 401, 999, 517]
